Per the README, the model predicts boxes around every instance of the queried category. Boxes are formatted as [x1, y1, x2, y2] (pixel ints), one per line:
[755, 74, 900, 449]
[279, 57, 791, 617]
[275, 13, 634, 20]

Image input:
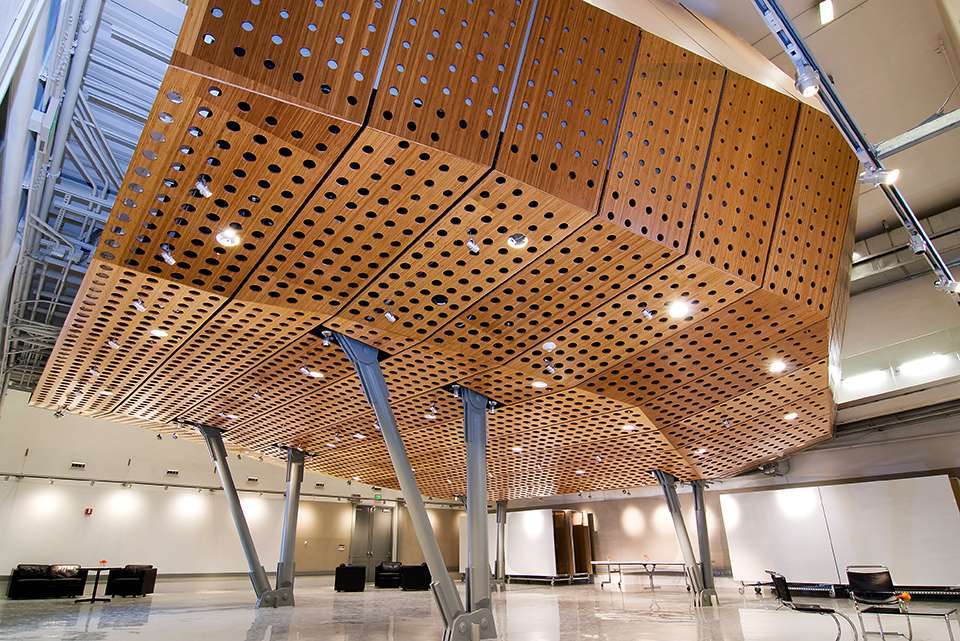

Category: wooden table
[75, 566, 119, 603]
[591, 560, 691, 592]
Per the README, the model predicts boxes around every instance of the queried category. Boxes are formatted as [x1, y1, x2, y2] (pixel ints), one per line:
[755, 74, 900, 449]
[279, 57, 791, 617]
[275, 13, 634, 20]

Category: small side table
[76, 567, 119, 603]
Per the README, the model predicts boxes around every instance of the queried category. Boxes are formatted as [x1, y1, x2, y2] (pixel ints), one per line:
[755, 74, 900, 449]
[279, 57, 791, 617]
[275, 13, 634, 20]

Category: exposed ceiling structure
[27, 0, 858, 499]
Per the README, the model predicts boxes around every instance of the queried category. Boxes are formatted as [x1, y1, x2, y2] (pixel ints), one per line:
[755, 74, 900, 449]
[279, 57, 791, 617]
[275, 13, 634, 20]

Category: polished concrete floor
[1, 576, 958, 640]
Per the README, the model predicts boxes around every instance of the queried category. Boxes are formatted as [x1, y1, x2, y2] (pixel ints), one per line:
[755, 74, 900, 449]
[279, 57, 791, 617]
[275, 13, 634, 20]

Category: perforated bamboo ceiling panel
[33, 0, 859, 499]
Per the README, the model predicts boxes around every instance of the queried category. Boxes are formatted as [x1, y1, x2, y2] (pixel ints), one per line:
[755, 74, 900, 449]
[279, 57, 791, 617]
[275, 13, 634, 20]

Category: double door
[349, 505, 393, 581]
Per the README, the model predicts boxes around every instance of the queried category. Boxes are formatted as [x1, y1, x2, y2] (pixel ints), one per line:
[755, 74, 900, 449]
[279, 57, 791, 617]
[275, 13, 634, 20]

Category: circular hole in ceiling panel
[239, 375, 371, 438]
[500, 0, 638, 212]
[489, 387, 635, 432]
[426, 218, 678, 367]
[178, 0, 394, 122]
[581, 289, 816, 406]
[639, 318, 828, 425]
[371, 0, 530, 165]
[765, 106, 859, 316]
[112, 301, 325, 423]
[98, 71, 355, 295]
[239, 130, 484, 316]
[603, 35, 724, 252]
[34, 260, 221, 416]
[382, 347, 486, 399]
[687, 74, 799, 284]
[338, 172, 595, 344]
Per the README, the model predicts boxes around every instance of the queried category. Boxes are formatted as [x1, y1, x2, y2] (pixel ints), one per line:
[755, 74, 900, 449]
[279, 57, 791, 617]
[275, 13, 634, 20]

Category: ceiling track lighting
[194, 175, 213, 198]
[132, 299, 147, 312]
[383, 310, 398, 323]
[320, 330, 333, 347]
[159, 244, 176, 266]
[106, 339, 120, 350]
[486, 400, 497, 415]
[542, 358, 556, 376]
[794, 64, 820, 98]
[641, 308, 655, 321]
[858, 166, 900, 187]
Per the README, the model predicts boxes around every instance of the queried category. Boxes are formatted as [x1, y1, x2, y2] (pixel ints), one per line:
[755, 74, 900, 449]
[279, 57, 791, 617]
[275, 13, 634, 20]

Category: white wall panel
[505, 509, 556, 577]
[820, 475, 960, 585]
[720, 487, 840, 584]
[457, 513, 497, 575]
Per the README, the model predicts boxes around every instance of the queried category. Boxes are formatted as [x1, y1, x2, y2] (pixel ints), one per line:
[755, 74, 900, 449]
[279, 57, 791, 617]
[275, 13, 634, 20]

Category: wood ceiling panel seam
[102, 88, 379, 418]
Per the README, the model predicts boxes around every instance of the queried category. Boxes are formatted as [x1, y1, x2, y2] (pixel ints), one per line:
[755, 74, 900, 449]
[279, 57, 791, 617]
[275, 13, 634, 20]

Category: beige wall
[553, 491, 731, 573]
[293, 500, 355, 573]
[397, 506, 462, 570]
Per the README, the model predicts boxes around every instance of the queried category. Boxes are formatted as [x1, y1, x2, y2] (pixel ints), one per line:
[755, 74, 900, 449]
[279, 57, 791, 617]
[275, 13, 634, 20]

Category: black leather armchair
[375, 561, 402, 588]
[400, 563, 431, 591]
[105, 565, 157, 597]
[7, 564, 88, 599]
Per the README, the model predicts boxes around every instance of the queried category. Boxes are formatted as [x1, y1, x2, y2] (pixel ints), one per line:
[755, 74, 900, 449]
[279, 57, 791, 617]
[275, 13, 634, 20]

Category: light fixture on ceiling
[132, 299, 147, 312]
[842, 369, 889, 392]
[783, 411, 799, 421]
[384, 310, 398, 323]
[160, 245, 176, 265]
[216, 227, 241, 247]
[818, 0, 835, 25]
[352, 476, 361, 482]
[194, 176, 213, 198]
[423, 403, 438, 420]
[87, 367, 100, 377]
[321, 330, 333, 347]
[507, 233, 529, 249]
[511, 446, 524, 453]
[298, 365, 324, 379]
[542, 341, 557, 352]
[898, 353, 952, 378]
[575, 469, 585, 476]
[353, 433, 365, 440]
[99, 390, 112, 396]
[794, 64, 820, 98]
[149, 328, 169, 338]
[218, 412, 239, 420]
[487, 400, 497, 415]
[722, 418, 733, 428]
[530, 380, 549, 389]
[769, 359, 787, 374]
[466, 231, 480, 255]
[667, 299, 691, 319]
[694, 448, 707, 456]
[543, 358, 556, 376]
[859, 166, 900, 187]
[641, 307, 655, 321]
[326, 442, 336, 448]
[106, 339, 120, 350]
[622, 423, 637, 432]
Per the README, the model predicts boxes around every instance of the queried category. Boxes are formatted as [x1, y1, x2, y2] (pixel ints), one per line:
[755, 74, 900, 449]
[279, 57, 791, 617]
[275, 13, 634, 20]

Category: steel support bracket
[444, 608, 497, 641]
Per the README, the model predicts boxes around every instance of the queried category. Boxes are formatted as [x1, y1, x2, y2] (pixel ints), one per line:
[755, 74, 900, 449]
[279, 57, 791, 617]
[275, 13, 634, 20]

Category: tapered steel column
[495, 499, 507, 583]
[336, 334, 468, 633]
[653, 470, 705, 604]
[275, 447, 305, 605]
[460, 387, 495, 638]
[198, 425, 277, 607]
[691, 480, 718, 605]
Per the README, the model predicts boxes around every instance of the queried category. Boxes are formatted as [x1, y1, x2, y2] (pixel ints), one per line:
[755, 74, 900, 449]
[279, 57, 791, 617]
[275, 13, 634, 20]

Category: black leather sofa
[106, 565, 157, 597]
[375, 561, 402, 588]
[334, 564, 366, 592]
[400, 563, 431, 591]
[7, 564, 88, 599]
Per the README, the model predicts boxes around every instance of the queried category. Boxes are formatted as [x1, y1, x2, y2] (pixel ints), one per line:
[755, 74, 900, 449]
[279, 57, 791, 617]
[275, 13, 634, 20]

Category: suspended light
[769, 359, 787, 374]
[507, 233, 529, 249]
[859, 167, 900, 187]
[216, 228, 241, 247]
[667, 299, 691, 319]
[794, 64, 820, 98]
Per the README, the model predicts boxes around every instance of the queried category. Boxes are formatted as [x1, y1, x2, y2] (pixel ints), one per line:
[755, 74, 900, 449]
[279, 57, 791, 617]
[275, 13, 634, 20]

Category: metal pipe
[461, 387, 493, 620]
[691, 480, 717, 605]
[653, 470, 704, 602]
[198, 425, 274, 605]
[276, 447, 305, 602]
[495, 499, 507, 583]
[336, 334, 465, 627]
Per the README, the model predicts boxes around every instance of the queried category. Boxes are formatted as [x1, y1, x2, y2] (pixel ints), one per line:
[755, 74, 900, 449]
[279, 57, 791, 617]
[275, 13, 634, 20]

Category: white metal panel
[820, 475, 960, 585]
[505, 509, 557, 577]
[719, 487, 841, 584]
[457, 513, 497, 575]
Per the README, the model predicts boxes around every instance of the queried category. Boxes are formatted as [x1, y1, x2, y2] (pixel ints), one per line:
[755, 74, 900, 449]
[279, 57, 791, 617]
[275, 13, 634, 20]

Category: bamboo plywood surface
[34, 0, 860, 499]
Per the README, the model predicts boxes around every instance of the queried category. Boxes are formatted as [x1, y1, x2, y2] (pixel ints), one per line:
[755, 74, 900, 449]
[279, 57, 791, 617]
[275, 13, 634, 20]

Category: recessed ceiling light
[694, 448, 708, 456]
[783, 411, 799, 421]
[326, 442, 336, 448]
[99, 390, 112, 396]
[216, 228, 241, 247]
[507, 233, 529, 249]
[87, 367, 100, 376]
[530, 380, 549, 389]
[218, 412, 239, 420]
[769, 359, 787, 374]
[431, 293, 448, 306]
[622, 423, 637, 432]
[149, 329, 169, 338]
[575, 469, 585, 476]
[353, 433, 365, 440]
[818, 0, 835, 25]
[667, 299, 691, 319]
[542, 341, 557, 352]
[511, 446, 524, 453]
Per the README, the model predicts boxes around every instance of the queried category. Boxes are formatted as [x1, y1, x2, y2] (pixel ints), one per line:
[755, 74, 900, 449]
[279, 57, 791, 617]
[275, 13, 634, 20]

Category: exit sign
[374, 494, 382, 501]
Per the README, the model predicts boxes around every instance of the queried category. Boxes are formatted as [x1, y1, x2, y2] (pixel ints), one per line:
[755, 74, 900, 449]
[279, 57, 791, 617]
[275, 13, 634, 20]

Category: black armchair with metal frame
[766, 570, 859, 641]
[846, 565, 959, 641]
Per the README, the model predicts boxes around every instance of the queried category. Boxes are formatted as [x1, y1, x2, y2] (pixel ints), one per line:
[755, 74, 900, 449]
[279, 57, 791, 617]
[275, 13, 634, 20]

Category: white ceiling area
[683, 0, 960, 240]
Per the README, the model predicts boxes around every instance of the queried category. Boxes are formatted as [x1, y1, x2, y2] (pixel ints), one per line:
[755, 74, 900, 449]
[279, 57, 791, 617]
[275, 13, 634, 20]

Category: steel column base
[444, 608, 497, 641]
[257, 586, 293, 608]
